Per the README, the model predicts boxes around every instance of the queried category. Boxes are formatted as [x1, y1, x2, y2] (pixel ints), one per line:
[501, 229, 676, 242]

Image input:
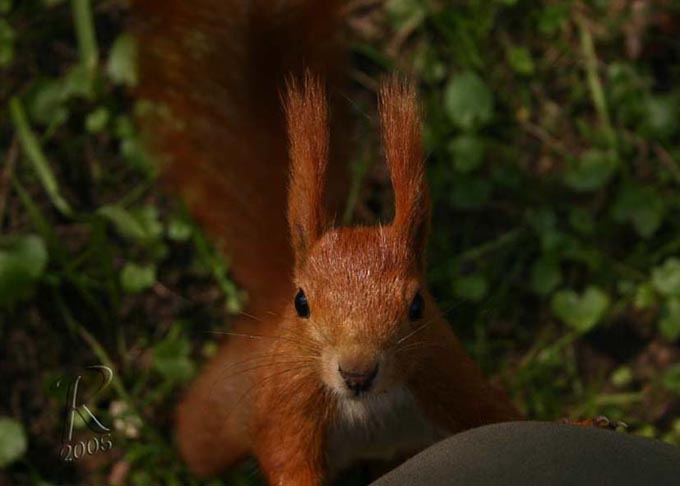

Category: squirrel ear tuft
[285, 72, 330, 265]
[379, 77, 430, 266]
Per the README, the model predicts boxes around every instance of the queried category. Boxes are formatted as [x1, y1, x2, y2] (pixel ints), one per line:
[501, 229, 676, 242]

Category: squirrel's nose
[338, 363, 378, 395]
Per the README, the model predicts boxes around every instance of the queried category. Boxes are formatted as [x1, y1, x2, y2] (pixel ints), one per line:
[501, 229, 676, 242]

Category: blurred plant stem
[10, 98, 73, 217]
[457, 227, 526, 263]
[0, 137, 18, 233]
[72, 0, 99, 87]
[577, 16, 618, 155]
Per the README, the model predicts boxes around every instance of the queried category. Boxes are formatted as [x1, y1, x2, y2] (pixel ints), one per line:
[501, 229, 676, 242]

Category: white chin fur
[333, 386, 410, 426]
[326, 386, 447, 473]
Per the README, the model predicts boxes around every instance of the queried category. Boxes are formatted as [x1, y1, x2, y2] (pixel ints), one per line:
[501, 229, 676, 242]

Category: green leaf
[0, 417, 27, 467]
[611, 366, 633, 388]
[153, 326, 195, 383]
[444, 72, 494, 130]
[62, 64, 94, 100]
[663, 363, 680, 394]
[0, 235, 48, 307]
[531, 257, 562, 296]
[120, 263, 156, 294]
[412, 44, 446, 83]
[454, 274, 488, 302]
[507, 46, 534, 75]
[634, 282, 657, 310]
[449, 135, 485, 173]
[116, 115, 153, 174]
[131, 206, 163, 241]
[659, 297, 680, 342]
[612, 183, 665, 238]
[10, 98, 73, 216]
[385, 0, 426, 30]
[551, 286, 610, 333]
[29, 79, 69, 127]
[643, 96, 678, 140]
[107, 33, 138, 87]
[72, 0, 99, 81]
[538, 4, 569, 35]
[563, 149, 618, 192]
[98, 205, 147, 241]
[85, 107, 110, 133]
[652, 258, 680, 297]
[0, 18, 14, 67]
[167, 218, 193, 242]
[98, 205, 163, 244]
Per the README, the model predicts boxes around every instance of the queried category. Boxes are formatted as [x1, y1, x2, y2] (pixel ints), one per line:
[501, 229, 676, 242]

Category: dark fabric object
[371, 421, 680, 486]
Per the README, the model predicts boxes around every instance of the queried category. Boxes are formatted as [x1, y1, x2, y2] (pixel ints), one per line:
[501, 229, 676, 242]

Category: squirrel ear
[379, 77, 430, 266]
[285, 72, 330, 265]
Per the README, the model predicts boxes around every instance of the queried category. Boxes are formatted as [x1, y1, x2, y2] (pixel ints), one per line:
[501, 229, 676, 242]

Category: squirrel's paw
[557, 415, 628, 431]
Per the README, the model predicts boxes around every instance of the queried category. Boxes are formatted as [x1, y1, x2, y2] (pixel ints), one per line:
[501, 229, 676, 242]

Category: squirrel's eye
[294, 289, 310, 318]
[408, 292, 424, 321]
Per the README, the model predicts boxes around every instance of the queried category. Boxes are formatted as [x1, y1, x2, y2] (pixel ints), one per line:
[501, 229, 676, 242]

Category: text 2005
[59, 434, 113, 462]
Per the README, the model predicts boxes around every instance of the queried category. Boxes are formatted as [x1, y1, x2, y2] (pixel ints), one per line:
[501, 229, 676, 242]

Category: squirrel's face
[293, 226, 429, 400]
[285, 77, 430, 401]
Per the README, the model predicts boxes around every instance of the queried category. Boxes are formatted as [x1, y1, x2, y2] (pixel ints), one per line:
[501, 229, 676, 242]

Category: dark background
[1, 0, 680, 484]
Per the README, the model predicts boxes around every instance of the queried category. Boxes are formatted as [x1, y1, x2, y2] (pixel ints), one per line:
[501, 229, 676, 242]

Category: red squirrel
[132, 0, 522, 483]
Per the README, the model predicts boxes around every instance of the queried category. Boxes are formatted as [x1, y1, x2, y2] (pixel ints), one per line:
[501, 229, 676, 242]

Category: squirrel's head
[285, 74, 431, 401]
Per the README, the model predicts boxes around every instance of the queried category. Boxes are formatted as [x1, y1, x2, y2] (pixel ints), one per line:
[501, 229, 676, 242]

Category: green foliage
[652, 258, 680, 298]
[386, 0, 680, 445]
[120, 262, 156, 294]
[1, 2, 238, 484]
[2, 0, 680, 484]
[0, 234, 47, 306]
[0, 418, 27, 467]
[612, 183, 666, 238]
[449, 134, 485, 173]
[10, 98, 73, 216]
[562, 149, 618, 192]
[107, 33, 138, 87]
[530, 257, 561, 296]
[660, 298, 680, 342]
[444, 71, 494, 131]
[454, 273, 488, 302]
[0, 18, 14, 66]
[551, 287, 610, 333]
[153, 324, 196, 384]
[506, 46, 534, 76]
[664, 364, 680, 395]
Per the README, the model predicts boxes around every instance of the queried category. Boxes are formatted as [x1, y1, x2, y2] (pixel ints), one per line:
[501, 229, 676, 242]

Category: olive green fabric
[372, 421, 680, 486]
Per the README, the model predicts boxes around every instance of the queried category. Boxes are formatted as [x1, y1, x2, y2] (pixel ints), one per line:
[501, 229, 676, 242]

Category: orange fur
[380, 78, 430, 266]
[286, 74, 331, 263]
[133, 2, 522, 484]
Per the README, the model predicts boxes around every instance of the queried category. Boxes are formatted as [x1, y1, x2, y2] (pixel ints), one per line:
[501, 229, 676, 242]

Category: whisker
[221, 364, 315, 421]
[237, 310, 265, 323]
[206, 330, 320, 353]
[394, 319, 432, 346]
[394, 341, 448, 355]
[208, 352, 318, 388]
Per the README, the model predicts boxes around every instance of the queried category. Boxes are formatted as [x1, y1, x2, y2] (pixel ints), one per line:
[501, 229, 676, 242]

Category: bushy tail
[132, 0, 346, 312]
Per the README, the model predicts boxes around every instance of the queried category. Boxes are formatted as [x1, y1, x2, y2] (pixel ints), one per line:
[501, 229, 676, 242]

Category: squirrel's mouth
[328, 367, 389, 401]
[328, 378, 379, 400]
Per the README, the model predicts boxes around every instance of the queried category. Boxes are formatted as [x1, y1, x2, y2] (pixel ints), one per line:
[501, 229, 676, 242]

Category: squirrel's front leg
[254, 416, 327, 486]
[263, 461, 324, 486]
[253, 371, 331, 486]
